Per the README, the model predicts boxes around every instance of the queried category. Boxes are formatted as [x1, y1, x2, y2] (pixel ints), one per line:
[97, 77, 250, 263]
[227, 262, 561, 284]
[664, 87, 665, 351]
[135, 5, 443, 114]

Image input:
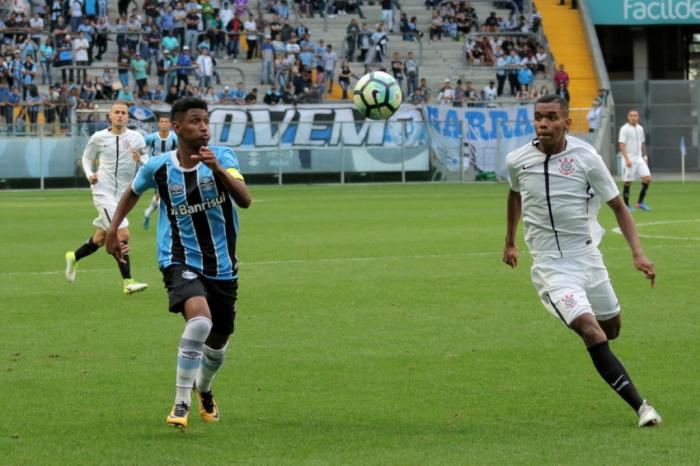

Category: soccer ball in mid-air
[353, 71, 403, 120]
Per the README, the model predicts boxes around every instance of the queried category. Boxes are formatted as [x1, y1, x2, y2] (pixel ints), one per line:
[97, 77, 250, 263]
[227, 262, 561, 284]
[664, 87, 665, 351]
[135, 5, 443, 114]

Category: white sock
[196, 344, 228, 393]
[175, 316, 212, 406]
[144, 196, 158, 217]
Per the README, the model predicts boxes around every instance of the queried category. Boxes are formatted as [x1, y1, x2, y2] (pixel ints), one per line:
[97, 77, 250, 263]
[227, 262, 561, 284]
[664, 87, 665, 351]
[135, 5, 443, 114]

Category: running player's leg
[143, 193, 160, 230]
[164, 266, 214, 427]
[637, 162, 652, 210]
[194, 279, 238, 422]
[65, 228, 104, 282]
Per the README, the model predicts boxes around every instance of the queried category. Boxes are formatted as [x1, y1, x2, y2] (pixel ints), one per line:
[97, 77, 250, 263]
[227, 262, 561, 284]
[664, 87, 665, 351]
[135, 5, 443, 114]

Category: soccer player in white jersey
[618, 109, 651, 211]
[64, 102, 149, 294]
[141, 115, 179, 230]
[503, 95, 662, 427]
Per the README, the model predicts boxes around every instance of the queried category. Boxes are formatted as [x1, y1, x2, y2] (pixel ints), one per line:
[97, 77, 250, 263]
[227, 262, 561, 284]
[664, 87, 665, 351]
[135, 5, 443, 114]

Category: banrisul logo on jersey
[559, 157, 576, 176]
[170, 192, 226, 216]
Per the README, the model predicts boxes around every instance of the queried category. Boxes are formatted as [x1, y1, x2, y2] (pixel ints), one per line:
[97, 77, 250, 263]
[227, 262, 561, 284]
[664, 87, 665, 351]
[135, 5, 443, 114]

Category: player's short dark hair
[535, 94, 569, 116]
[158, 114, 171, 121]
[171, 97, 208, 121]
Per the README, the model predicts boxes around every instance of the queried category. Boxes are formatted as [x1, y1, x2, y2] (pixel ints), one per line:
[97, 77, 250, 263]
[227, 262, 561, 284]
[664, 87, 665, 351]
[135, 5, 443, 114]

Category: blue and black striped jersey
[131, 147, 243, 280]
[144, 130, 179, 156]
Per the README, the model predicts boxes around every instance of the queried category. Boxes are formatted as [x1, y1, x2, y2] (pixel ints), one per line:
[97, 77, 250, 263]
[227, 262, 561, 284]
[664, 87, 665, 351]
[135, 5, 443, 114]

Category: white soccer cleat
[123, 279, 148, 295]
[637, 400, 662, 427]
[65, 251, 77, 283]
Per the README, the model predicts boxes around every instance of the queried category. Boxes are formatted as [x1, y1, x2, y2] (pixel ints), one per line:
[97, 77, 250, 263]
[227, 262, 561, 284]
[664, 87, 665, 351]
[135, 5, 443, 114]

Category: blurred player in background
[64, 102, 149, 294]
[618, 109, 652, 212]
[141, 115, 179, 230]
[503, 95, 662, 427]
[105, 97, 252, 428]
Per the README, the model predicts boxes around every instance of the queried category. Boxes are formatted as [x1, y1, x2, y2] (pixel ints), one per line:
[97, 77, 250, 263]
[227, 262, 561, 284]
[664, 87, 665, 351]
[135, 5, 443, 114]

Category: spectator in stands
[29, 12, 44, 47]
[232, 81, 246, 104]
[535, 85, 549, 98]
[555, 81, 570, 103]
[176, 45, 193, 90]
[94, 17, 110, 61]
[532, 46, 546, 76]
[196, 46, 214, 88]
[138, 82, 154, 102]
[263, 85, 281, 104]
[165, 84, 179, 104]
[452, 79, 464, 107]
[77, 17, 96, 65]
[260, 35, 275, 84]
[126, 11, 143, 52]
[323, 44, 337, 94]
[337, 60, 353, 100]
[152, 84, 166, 103]
[0, 80, 10, 130]
[226, 13, 243, 61]
[117, 84, 135, 102]
[506, 48, 520, 96]
[55, 35, 74, 84]
[517, 64, 533, 94]
[484, 11, 499, 32]
[429, 11, 442, 41]
[587, 99, 602, 133]
[72, 31, 89, 85]
[69, 0, 84, 32]
[20, 54, 36, 100]
[201, 86, 217, 104]
[407, 87, 423, 105]
[346, 18, 360, 61]
[80, 76, 96, 101]
[245, 87, 258, 103]
[158, 49, 175, 89]
[483, 80, 497, 101]
[495, 50, 507, 97]
[418, 77, 430, 103]
[438, 78, 453, 105]
[554, 63, 569, 89]
[402, 51, 418, 96]
[101, 68, 114, 99]
[38, 38, 54, 85]
[380, 0, 395, 33]
[314, 65, 325, 100]
[173, 3, 187, 44]
[244, 14, 259, 60]
[131, 51, 148, 91]
[390, 51, 404, 91]
[281, 82, 295, 103]
[25, 84, 40, 130]
[465, 81, 478, 105]
[369, 24, 388, 64]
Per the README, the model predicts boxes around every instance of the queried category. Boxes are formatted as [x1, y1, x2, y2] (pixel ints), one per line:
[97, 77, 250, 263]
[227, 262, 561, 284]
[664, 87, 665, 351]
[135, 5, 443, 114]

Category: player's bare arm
[607, 196, 656, 286]
[106, 189, 142, 263]
[191, 147, 252, 208]
[503, 189, 521, 268]
[619, 142, 632, 168]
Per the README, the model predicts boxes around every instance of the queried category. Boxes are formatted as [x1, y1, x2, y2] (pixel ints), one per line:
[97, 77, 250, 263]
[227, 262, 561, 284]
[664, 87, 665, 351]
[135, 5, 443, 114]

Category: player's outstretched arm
[503, 189, 521, 268]
[191, 147, 252, 208]
[607, 196, 656, 287]
[106, 189, 142, 263]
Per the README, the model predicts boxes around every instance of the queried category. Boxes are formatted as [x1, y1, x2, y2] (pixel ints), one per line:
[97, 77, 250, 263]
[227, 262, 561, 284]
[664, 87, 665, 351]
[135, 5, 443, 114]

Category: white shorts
[91, 188, 129, 231]
[531, 252, 620, 326]
[622, 158, 651, 182]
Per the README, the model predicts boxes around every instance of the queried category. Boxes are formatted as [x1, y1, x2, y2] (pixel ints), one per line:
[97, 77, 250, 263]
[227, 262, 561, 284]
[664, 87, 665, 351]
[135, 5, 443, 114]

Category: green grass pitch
[1, 182, 699, 465]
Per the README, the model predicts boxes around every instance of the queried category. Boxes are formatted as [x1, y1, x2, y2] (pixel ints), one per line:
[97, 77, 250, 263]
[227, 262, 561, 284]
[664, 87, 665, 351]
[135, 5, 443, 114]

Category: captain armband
[226, 168, 245, 181]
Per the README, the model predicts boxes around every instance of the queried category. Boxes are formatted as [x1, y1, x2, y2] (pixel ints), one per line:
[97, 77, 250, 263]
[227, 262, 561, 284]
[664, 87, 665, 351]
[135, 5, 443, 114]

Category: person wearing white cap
[438, 78, 454, 105]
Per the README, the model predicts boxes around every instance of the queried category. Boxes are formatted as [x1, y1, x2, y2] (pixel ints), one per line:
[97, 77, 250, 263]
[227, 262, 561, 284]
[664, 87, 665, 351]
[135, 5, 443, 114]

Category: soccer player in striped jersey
[141, 115, 179, 230]
[503, 95, 662, 427]
[64, 101, 149, 294]
[105, 97, 252, 428]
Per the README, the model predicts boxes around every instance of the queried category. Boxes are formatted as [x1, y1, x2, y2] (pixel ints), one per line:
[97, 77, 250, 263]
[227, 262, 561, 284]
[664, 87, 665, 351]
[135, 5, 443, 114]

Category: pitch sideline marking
[611, 219, 700, 241]
[1, 242, 695, 278]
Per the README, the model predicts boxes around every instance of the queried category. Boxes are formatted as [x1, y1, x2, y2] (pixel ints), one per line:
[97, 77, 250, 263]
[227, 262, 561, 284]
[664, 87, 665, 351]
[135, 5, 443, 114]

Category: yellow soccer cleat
[123, 278, 148, 295]
[166, 402, 189, 428]
[65, 251, 77, 283]
[195, 388, 220, 422]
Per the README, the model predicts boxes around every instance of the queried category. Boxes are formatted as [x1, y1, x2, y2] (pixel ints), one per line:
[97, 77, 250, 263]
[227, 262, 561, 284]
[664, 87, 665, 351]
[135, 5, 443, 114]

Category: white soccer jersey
[506, 136, 619, 262]
[618, 123, 645, 161]
[82, 128, 147, 197]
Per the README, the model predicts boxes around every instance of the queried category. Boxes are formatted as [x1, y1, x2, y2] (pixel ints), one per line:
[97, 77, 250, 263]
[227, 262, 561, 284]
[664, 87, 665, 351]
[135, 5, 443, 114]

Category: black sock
[638, 183, 649, 204]
[588, 341, 644, 411]
[117, 241, 131, 279]
[623, 185, 630, 206]
[75, 237, 100, 261]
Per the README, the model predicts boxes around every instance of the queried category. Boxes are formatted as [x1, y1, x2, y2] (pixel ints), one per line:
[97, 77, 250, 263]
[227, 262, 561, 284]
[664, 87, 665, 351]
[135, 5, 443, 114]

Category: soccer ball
[353, 71, 403, 120]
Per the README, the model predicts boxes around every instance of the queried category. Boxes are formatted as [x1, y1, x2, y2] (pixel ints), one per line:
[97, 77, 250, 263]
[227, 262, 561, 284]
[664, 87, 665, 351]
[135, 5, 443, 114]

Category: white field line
[611, 219, 700, 241]
[1, 242, 695, 278]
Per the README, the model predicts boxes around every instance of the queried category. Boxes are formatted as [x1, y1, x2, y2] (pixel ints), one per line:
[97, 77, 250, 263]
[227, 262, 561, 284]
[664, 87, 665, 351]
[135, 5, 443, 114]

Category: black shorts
[162, 264, 238, 336]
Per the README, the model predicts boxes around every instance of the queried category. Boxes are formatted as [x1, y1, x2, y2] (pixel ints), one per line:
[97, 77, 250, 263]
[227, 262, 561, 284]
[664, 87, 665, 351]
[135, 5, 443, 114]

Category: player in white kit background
[618, 109, 652, 212]
[503, 95, 662, 427]
[64, 102, 149, 294]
